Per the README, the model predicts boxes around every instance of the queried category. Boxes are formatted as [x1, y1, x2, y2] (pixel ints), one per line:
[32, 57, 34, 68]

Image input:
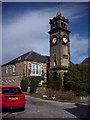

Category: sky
[2, 2, 89, 65]
[1, 0, 90, 2]
[0, 2, 2, 67]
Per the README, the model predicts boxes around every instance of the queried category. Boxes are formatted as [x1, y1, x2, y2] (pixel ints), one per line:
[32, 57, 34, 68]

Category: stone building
[2, 51, 50, 86]
[47, 9, 71, 88]
[48, 11, 70, 72]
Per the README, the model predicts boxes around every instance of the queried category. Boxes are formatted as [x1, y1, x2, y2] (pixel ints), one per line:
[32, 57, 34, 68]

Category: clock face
[52, 37, 57, 44]
[62, 36, 68, 44]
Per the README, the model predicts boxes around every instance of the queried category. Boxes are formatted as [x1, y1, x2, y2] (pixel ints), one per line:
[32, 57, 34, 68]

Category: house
[81, 57, 90, 65]
[2, 51, 50, 86]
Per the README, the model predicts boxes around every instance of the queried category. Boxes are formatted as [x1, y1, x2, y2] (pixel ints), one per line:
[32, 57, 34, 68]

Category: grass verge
[24, 92, 89, 103]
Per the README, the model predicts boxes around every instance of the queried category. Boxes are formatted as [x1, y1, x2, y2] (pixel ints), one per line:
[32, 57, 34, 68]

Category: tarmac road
[2, 95, 89, 119]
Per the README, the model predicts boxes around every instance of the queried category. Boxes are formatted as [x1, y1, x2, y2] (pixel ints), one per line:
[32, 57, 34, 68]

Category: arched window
[54, 54, 57, 66]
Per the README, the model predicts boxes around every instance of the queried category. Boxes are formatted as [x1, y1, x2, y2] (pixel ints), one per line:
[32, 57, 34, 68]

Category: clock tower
[48, 11, 70, 75]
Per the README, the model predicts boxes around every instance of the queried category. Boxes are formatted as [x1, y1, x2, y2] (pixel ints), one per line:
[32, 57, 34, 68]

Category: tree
[64, 64, 89, 96]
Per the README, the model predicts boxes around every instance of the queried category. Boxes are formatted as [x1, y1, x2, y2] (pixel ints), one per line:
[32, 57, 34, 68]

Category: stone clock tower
[48, 11, 70, 73]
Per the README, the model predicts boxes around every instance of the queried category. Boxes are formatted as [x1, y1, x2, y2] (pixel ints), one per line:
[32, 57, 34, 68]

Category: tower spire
[56, 1, 61, 16]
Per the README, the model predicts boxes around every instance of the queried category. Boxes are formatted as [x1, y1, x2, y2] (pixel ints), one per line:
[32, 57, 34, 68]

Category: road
[2, 95, 89, 119]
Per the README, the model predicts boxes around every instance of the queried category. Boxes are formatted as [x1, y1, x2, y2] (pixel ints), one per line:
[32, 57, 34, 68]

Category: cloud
[70, 34, 88, 64]
[2, 3, 88, 64]
[61, 3, 88, 22]
[2, 9, 52, 64]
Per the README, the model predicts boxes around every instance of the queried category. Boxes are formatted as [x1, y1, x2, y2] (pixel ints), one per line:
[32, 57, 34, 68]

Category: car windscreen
[2, 87, 22, 94]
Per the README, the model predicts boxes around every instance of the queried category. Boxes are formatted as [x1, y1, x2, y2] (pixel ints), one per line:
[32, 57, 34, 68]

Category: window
[52, 23, 56, 28]
[31, 64, 35, 74]
[54, 60, 57, 66]
[61, 22, 67, 29]
[36, 64, 38, 74]
[52, 22, 58, 29]
[30, 64, 42, 76]
[39, 65, 42, 74]
[2, 87, 22, 94]
[12, 79, 15, 82]
[54, 54, 57, 66]
[13, 65, 16, 73]
[55, 22, 58, 28]
[29, 63, 31, 73]
[6, 66, 8, 74]
[9, 80, 11, 83]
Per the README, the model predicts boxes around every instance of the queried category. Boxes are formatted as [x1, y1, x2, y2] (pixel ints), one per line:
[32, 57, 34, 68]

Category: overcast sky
[2, 2, 89, 64]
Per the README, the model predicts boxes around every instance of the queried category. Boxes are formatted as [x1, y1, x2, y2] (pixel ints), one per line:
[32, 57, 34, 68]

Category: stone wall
[79, 96, 90, 103]
[2, 61, 25, 86]
[2, 61, 48, 86]
[36, 87, 46, 95]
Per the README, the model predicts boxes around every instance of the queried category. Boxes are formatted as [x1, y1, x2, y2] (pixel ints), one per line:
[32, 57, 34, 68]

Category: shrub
[54, 75, 62, 90]
[74, 90, 87, 97]
[45, 88, 54, 97]
[55, 90, 74, 100]
[20, 80, 28, 92]
[47, 72, 52, 88]
[29, 76, 39, 93]
[64, 64, 90, 96]
[47, 71, 62, 90]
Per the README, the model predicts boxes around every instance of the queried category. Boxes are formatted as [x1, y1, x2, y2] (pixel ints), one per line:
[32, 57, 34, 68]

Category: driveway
[2, 95, 89, 119]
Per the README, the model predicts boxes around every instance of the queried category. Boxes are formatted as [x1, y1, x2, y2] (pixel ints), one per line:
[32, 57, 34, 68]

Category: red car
[0, 85, 25, 110]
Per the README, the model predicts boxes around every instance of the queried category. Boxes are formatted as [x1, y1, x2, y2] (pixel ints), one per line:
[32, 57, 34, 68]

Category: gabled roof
[2, 50, 74, 67]
[2, 51, 50, 66]
[70, 61, 74, 65]
[81, 57, 90, 64]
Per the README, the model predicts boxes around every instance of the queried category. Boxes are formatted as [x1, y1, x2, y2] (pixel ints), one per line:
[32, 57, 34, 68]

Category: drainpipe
[26, 61, 28, 79]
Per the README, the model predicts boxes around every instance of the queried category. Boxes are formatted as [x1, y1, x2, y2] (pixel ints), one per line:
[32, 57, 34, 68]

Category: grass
[25, 92, 88, 103]
[29, 93, 43, 98]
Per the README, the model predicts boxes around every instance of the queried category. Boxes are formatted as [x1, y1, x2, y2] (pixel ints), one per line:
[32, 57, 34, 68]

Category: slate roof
[2, 50, 74, 67]
[70, 61, 74, 65]
[81, 57, 90, 64]
[2, 51, 50, 66]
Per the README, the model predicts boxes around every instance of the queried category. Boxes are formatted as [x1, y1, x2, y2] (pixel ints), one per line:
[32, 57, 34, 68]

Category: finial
[56, 1, 61, 16]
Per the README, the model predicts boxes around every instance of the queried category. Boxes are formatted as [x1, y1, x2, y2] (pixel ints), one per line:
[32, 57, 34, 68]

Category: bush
[54, 75, 62, 90]
[54, 90, 74, 100]
[29, 76, 39, 93]
[64, 64, 90, 96]
[47, 71, 62, 90]
[20, 80, 28, 92]
[45, 88, 74, 100]
[47, 72, 52, 88]
[74, 90, 87, 97]
[45, 88, 54, 97]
